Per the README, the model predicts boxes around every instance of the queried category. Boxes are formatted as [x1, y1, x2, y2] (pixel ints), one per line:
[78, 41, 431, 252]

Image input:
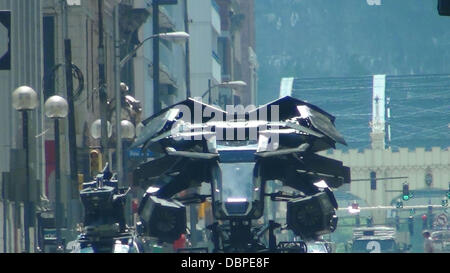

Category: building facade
[0, 0, 258, 252]
[0, 0, 123, 252]
[216, 0, 257, 106]
[131, 0, 189, 117]
[187, 0, 222, 102]
[0, 0, 45, 253]
[280, 74, 450, 226]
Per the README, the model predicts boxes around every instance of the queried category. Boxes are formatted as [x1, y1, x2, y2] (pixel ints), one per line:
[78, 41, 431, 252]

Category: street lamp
[201, 80, 247, 104]
[116, 31, 188, 185]
[118, 31, 189, 114]
[121, 120, 136, 140]
[119, 119, 135, 202]
[12, 85, 38, 253]
[90, 119, 112, 140]
[90, 119, 112, 176]
[44, 95, 68, 251]
[119, 31, 190, 68]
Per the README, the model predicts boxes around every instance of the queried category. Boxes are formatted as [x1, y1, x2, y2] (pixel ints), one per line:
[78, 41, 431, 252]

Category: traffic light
[348, 200, 360, 214]
[438, 0, 450, 16]
[402, 183, 411, 201]
[421, 214, 427, 230]
[370, 171, 376, 190]
[198, 202, 206, 219]
[78, 173, 84, 191]
[198, 201, 211, 220]
[89, 149, 102, 178]
[427, 205, 433, 215]
[132, 199, 139, 214]
[427, 205, 433, 229]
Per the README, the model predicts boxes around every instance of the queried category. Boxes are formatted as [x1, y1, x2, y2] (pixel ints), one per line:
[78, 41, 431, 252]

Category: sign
[43, 228, 57, 240]
[366, 241, 381, 253]
[128, 148, 153, 158]
[158, 0, 178, 4]
[66, 0, 81, 5]
[0, 10, 11, 70]
[434, 213, 448, 227]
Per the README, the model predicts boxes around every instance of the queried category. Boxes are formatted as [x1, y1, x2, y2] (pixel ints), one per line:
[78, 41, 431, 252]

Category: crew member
[422, 230, 434, 253]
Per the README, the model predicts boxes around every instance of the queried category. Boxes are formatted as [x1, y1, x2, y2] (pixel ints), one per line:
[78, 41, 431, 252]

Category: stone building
[280, 74, 450, 225]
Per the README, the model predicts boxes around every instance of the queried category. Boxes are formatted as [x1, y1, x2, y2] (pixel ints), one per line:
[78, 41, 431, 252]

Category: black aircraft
[128, 96, 351, 253]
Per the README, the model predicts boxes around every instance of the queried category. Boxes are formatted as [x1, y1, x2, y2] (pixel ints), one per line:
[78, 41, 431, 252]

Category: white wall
[0, 0, 44, 253]
[0, 0, 44, 179]
[322, 147, 450, 205]
[188, 0, 221, 99]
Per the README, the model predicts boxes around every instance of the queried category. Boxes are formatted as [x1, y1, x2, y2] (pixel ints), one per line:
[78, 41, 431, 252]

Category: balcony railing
[212, 52, 222, 83]
[159, 41, 173, 71]
[211, 0, 221, 34]
[212, 50, 221, 65]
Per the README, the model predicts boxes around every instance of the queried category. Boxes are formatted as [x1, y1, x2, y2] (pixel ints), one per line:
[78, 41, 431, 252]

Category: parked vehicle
[430, 229, 450, 253]
[306, 241, 331, 253]
[351, 226, 403, 253]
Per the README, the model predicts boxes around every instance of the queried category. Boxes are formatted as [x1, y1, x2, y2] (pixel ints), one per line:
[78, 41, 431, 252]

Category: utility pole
[2, 177, 7, 253]
[184, 0, 191, 98]
[54, 118, 62, 248]
[185, 0, 196, 241]
[153, 0, 161, 114]
[98, 0, 109, 165]
[62, 1, 80, 237]
[23, 111, 31, 253]
[113, 5, 123, 187]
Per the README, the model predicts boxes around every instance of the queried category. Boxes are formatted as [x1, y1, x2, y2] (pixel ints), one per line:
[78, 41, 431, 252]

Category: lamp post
[118, 31, 189, 115]
[90, 119, 112, 140]
[12, 86, 38, 253]
[44, 95, 68, 250]
[120, 120, 136, 140]
[116, 30, 188, 186]
[119, 32, 189, 69]
[90, 119, 113, 178]
[120, 120, 135, 182]
[119, 119, 135, 176]
[152, 0, 160, 114]
[201, 80, 247, 104]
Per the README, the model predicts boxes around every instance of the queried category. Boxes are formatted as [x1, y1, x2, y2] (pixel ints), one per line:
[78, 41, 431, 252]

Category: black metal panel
[0, 10, 10, 70]
[438, 0, 450, 16]
[43, 16, 55, 99]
